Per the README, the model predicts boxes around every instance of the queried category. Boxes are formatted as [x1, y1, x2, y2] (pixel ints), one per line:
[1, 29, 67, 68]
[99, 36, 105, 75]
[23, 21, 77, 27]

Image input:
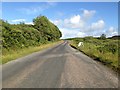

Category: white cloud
[106, 27, 118, 37]
[83, 9, 96, 20]
[50, 9, 117, 38]
[50, 19, 62, 26]
[63, 15, 85, 29]
[77, 32, 86, 37]
[10, 19, 34, 25]
[90, 20, 105, 30]
[70, 19, 105, 32]
[59, 19, 106, 38]
[51, 15, 85, 29]
[60, 28, 86, 39]
[52, 18, 106, 38]
[11, 19, 26, 23]
[70, 15, 81, 24]
[25, 22, 34, 25]
[52, 10, 96, 30]
[60, 28, 79, 39]
[111, 31, 118, 35]
[108, 27, 114, 33]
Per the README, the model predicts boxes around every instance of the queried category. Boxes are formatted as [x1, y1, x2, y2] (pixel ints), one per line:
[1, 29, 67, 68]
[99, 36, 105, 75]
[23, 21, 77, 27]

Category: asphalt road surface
[2, 41, 118, 88]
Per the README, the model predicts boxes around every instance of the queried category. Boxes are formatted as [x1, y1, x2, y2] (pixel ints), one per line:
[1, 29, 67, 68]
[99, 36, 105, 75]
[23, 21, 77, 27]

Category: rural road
[2, 41, 118, 88]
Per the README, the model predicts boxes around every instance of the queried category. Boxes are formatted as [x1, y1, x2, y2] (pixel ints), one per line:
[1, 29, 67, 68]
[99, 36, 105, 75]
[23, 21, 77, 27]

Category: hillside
[108, 35, 120, 40]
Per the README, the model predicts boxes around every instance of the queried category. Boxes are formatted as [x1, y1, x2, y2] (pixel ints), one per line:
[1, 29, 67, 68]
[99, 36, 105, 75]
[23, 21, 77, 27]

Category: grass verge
[70, 40, 119, 72]
[2, 41, 62, 64]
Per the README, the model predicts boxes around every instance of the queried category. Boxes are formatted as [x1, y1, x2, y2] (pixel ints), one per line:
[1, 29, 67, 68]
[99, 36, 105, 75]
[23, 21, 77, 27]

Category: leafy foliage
[97, 43, 118, 54]
[2, 15, 62, 51]
[100, 34, 106, 40]
[33, 15, 62, 41]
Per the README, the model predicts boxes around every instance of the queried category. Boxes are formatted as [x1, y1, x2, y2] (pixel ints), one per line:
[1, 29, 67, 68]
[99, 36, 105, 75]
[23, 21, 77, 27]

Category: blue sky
[2, 2, 118, 38]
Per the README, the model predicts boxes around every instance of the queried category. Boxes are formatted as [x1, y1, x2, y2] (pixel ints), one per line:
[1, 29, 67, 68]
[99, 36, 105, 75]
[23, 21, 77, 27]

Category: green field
[68, 37, 119, 72]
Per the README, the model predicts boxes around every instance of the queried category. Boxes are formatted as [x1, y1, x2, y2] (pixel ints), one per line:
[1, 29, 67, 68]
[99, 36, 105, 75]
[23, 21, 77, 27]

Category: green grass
[70, 38, 119, 72]
[2, 41, 62, 64]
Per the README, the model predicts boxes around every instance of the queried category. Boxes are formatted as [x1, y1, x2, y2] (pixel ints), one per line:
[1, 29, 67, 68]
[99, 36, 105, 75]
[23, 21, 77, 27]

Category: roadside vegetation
[68, 35, 119, 72]
[2, 41, 62, 64]
[1, 15, 62, 64]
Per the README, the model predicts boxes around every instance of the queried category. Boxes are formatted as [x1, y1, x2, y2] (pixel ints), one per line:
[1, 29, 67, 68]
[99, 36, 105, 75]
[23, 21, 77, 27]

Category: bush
[97, 43, 117, 54]
[2, 15, 62, 50]
[100, 34, 106, 40]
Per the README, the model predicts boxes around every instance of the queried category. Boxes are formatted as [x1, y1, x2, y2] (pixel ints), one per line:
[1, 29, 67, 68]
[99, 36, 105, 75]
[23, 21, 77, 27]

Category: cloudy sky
[2, 2, 118, 38]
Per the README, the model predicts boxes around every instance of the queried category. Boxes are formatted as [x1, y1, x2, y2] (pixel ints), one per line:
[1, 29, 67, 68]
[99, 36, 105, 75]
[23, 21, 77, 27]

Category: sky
[2, 2, 118, 38]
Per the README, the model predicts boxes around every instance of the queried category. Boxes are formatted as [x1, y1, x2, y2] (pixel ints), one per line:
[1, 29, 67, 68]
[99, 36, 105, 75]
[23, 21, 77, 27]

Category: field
[68, 37, 119, 72]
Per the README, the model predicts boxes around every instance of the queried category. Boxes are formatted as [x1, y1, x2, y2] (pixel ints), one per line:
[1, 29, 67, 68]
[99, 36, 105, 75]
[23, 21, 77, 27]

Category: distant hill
[108, 35, 120, 39]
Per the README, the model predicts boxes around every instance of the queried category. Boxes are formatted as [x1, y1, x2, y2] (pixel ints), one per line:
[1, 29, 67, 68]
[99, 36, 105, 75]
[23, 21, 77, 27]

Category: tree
[100, 34, 106, 40]
[33, 15, 62, 41]
[2, 15, 62, 50]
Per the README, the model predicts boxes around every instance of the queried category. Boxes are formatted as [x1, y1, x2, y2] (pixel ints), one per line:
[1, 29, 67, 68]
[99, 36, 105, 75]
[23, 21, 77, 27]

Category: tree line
[1, 15, 62, 50]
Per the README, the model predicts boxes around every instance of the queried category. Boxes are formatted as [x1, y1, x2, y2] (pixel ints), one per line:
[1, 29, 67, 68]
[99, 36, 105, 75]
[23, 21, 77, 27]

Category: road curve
[2, 41, 118, 88]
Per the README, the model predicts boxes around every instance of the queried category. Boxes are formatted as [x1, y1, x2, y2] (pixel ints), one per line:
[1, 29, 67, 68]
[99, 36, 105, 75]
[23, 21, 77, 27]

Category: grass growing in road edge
[69, 39, 119, 72]
[2, 41, 63, 64]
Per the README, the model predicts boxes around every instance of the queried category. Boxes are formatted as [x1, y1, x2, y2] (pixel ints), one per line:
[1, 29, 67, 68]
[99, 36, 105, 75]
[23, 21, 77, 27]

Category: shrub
[2, 15, 62, 50]
[100, 34, 106, 40]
